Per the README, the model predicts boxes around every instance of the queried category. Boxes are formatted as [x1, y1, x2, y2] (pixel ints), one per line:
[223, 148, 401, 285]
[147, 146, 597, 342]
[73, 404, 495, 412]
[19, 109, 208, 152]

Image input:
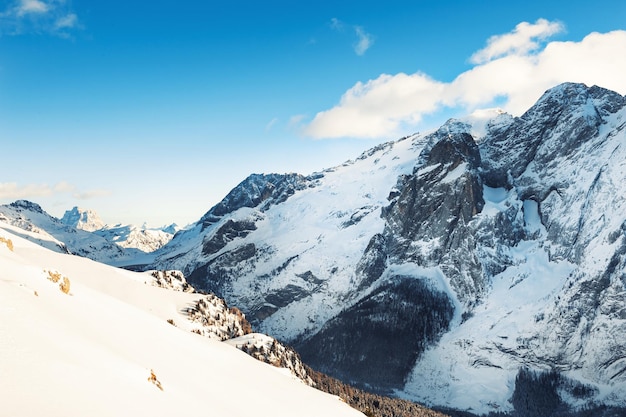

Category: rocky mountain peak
[199, 173, 312, 229]
[9, 200, 45, 214]
[480, 83, 626, 191]
[422, 126, 481, 168]
[60, 206, 105, 232]
[380, 127, 486, 306]
[523, 82, 625, 122]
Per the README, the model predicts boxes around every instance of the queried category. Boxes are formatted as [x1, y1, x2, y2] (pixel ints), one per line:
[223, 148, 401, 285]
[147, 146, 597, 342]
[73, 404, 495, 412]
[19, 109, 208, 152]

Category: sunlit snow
[0, 223, 362, 417]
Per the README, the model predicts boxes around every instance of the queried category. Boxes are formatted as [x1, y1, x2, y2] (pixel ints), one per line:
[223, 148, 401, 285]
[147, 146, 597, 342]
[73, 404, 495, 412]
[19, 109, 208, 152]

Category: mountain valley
[3, 82, 626, 416]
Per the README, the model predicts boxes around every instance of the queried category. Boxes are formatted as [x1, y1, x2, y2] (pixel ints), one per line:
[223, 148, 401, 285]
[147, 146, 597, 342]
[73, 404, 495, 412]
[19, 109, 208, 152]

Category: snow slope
[0, 223, 363, 417]
[149, 135, 429, 340]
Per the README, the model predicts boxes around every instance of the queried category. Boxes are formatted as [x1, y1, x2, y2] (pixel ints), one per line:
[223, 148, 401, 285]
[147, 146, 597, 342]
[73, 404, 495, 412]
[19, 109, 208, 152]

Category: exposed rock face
[148, 83, 626, 413]
[148, 270, 194, 292]
[199, 173, 312, 228]
[10, 200, 46, 214]
[201, 219, 258, 256]
[382, 128, 486, 306]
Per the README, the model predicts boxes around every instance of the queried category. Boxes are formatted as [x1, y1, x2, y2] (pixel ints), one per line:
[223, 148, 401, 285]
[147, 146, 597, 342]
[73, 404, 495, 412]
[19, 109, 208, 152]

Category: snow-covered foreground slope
[0, 223, 363, 417]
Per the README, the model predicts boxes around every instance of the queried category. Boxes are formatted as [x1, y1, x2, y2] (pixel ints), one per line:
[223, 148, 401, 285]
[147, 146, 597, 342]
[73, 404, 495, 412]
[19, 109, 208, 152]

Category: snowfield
[0, 223, 363, 417]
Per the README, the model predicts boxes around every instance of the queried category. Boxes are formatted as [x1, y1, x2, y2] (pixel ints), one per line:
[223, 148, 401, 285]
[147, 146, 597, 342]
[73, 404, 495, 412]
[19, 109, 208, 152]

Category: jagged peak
[522, 82, 626, 122]
[414, 120, 481, 171]
[60, 206, 105, 232]
[199, 172, 311, 228]
[9, 200, 46, 214]
[438, 118, 473, 135]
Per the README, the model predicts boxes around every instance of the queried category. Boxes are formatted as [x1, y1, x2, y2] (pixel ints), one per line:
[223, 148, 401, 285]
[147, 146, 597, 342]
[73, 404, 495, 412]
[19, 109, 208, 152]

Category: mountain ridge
[146, 82, 626, 414]
[0, 202, 176, 261]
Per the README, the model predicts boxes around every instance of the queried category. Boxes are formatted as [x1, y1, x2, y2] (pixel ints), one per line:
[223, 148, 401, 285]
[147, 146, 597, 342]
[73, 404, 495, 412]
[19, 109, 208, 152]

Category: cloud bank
[304, 20, 626, 139]
[0, 0, 81, 37]
[0, 182, 109, 201]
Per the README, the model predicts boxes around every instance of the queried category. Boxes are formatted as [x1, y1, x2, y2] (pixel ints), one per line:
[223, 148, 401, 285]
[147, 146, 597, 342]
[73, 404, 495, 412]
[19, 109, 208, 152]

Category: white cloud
[0, 182, 108, 201]
[0, 182, 53, 199]
[16, 0, 49, 16]
[265, 117, 279, 132]
[330, 18, 374, 56]
[1, 0, 80, 36]
[305, 73, 445, 138]
[330, 17, 344, 31]
[354, 26, 373, 56]
[289, 114, 307, 128]
[303, 21, 626, 139]
[470, 18, 564, 64]
[54, 12, 77, 29]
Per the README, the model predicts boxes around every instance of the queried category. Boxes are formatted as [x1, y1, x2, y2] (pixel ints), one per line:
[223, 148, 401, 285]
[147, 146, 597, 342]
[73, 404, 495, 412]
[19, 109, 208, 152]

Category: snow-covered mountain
[60, 206, 106, 231]
[147, 83, 626, 415]
[0, 222, 365, 417]
[0, 200, 140, 264]
[93, 223, 176, 253]
[61, 206, 177, 253]
[0, 202, 176, 264]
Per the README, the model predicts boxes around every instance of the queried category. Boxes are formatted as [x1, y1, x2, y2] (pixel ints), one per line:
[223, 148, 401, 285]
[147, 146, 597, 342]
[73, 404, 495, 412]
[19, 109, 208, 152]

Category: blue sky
[1, 0, 626, 227]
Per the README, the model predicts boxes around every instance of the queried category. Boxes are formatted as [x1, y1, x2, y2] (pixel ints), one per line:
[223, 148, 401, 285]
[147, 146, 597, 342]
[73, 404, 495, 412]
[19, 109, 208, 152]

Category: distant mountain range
[0, 202, 178, 264]
[4, 82, 626, 416]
